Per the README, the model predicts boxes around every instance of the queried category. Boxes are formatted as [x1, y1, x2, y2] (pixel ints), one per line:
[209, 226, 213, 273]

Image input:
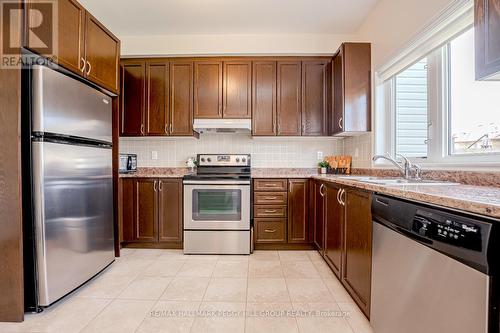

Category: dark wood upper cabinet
[475, 0, 500, 80]
[252, 61, 277, 136]
[55, 0, 85, 75]
[342, 188, 372, 317]
[312, 181, 325, 252]
[223, 61, 252, 118]
[158, 179, 183, 243]
[84, 12, 120, 93]
[324, 183, 343, 278]
[277, 61, 302, 136]
[194, 61, 223, 118]
[134, 179, 158, 242]
[146, 61, 169, 135]
[332, 43, 371, 135]
[170, 61, 194, 136]
[287, 179, 309, 243]
[121, 61, 145, 136]
[302, 61, 329, 136]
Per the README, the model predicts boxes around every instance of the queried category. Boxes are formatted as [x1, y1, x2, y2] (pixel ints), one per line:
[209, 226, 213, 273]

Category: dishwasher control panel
[412, 210, 482, 251]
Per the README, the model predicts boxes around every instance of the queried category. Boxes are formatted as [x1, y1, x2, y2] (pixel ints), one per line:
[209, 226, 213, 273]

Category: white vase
[321, 167, 327, 174]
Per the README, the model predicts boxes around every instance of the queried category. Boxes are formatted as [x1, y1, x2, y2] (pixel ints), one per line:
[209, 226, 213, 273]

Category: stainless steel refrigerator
[23, 65, 115, 309]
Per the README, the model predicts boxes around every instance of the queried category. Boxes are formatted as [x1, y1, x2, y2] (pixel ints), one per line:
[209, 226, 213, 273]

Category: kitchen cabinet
[24, 0, 120, 93]
[277, 61, 302, 136]
[475, 0, 500, 80]
[302, 61, 329, 136]
[120, 59, 194, 137]
[288, 179, 310, 243]
[332, 43, 371, 135]
[194, 61, 223, 118]
[252, 61, 277, 136]
[324, 183, 343, 277]
[223, 61, 252, 118]
[312, 181, 325, 253]
[342, 188, 372, 317]
[121, 178, 183, 247]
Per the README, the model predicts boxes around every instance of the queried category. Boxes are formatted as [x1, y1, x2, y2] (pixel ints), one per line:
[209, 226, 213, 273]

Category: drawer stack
[253, 179, 288, 243]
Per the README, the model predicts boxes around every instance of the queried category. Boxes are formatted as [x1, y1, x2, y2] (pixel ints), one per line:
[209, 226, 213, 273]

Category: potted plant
[318, 160, 329, 174]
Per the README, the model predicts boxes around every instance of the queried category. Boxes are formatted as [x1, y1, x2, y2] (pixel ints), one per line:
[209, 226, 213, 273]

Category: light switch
[151, 151, 158, 160]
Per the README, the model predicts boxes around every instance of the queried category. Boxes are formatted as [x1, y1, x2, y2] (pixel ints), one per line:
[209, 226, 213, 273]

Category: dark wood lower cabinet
[120, 178, 182, 248]
[288, 179, 309, 243]
[312, 181, 325, 253]
[324, 183, 343, 277]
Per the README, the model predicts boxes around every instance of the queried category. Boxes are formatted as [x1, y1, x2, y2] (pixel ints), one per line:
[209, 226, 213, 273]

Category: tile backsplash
[120, 134, 343, 168]
[343, 133, 373, 168]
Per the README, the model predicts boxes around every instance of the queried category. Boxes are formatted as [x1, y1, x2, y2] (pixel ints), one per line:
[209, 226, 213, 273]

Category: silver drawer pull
[264, 183, 279, 187]
[264, 229, 277, 233]
[264, 209, 277, 213]
[264, 196, 278, 200]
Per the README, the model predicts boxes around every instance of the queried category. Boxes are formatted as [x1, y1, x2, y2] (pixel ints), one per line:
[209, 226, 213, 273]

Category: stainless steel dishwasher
[370, 194, 499, 333]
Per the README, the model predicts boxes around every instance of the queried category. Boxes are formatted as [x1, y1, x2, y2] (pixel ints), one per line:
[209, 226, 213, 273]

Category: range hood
[193, 119, 252, 134]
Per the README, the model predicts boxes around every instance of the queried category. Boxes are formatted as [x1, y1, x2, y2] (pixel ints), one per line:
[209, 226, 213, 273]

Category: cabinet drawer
[254, 219, 286, 243]
[254, 205, 287, 218]
[254, 179, 288, 191]
[254, 192, 287, 205]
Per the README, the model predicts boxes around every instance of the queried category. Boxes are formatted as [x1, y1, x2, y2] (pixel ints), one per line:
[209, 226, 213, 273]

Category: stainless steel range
[183, 154, 251, 254]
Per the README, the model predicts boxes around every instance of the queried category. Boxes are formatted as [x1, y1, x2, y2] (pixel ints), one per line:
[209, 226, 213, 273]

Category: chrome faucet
[372, 153, 414, 179]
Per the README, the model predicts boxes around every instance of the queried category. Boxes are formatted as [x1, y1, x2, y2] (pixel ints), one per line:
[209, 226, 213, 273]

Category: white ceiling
[79, 0, 379, 36]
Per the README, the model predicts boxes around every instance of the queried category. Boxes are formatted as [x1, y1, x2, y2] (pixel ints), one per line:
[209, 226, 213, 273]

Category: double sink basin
[336, 176, 459, 186]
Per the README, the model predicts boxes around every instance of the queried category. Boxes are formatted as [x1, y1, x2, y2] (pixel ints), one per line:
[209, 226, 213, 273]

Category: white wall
[345, 0, 457, 167]
[120, 135, 343, 168]
[120, 34, 355, 56]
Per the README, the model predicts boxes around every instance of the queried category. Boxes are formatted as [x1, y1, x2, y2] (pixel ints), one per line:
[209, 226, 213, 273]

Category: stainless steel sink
[337, 176, 459, 186]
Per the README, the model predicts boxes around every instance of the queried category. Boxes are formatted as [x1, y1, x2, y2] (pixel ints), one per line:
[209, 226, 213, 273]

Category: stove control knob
[242, 158, 246, 163]
[207, 158, 212, 162]
[201, 158, 205, 162]
[236, 158, 240, 163]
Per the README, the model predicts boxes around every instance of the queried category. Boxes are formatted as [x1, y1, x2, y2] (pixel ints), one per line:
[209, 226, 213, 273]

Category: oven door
[184, 183, 250, 230]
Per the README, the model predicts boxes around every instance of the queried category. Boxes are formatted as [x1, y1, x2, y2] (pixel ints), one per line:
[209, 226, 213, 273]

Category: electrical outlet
[151, 151, 158, 160]
[317, 151, 324, 160]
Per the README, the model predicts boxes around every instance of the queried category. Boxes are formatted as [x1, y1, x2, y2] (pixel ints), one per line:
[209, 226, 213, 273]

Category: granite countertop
[120, 167, 500, 219]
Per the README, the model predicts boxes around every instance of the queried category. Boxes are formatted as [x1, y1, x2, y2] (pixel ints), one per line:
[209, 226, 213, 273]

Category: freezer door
[32, 141, 114, 306]
[31, 65, 112, 143]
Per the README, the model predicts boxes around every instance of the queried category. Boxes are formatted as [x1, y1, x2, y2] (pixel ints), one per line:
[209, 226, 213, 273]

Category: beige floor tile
[177, 260, 216, 277]
[338, 302, 374, 333]
[248, 260, 283, 278]
[191, 302, 246, 333]
[141, 260, 186, 277]
[217, 255, 249, 262]
[184, 254, 220, 261]
[247, 278, 290, 303]
[278, 251, 311, 262]
[0, 297, 111, 333]
[127, 249, 166, 259]
[312, 259, 337, 279]
[102, 259, 155, 277]
[117, 276, 172, 300]
[293, 302, 353, 333]
[119, 248, 137, 257]
[245, 302, 299, 333]
[203, 278, 247, 302]
[307, 251, 324, 262]
[249, 251, 280, 261]
[323, 277, 355, 303]
[161, 277, 210, 301]
[213, 261, 248, 278]
[81, 299, 155, 333]
[76, 274, 136, 299]
[282, 261, 321, 279]
[286, 279, 334, 303]
[157, 250, 185, 260]
[136, 301, 200, 333]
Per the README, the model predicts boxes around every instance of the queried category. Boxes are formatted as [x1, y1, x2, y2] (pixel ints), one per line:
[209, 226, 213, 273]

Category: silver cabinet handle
[277, 122, 281, 135]
[159, 181, 162, 192]
[165, 123, 169, 134]
[170, 123, 173, 134]
[339, 189, 346, 206]
[319, 184, 325, 197]
[337, 188, 342, 204]
[141, 124, 145, 135]
[153, 180, 157, 192]
[86, 61, 91, 75]
[264, 209, 277, 213]
[80, 58, 86, 73]
[338, 117, 343, 130]
[264, 229, 277, 233]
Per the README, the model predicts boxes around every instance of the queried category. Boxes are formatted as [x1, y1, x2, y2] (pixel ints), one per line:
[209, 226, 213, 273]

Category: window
[382, 24, 500, 166]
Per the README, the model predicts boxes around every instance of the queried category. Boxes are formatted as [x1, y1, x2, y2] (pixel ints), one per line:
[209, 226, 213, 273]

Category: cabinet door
[252, 61, 277, 136]
[158, 179, 183, 243]
[302, 61, 328, 136]
[332, 49, 344, 135]
[324, 184, 343, 277]
[57, 0, 86, 75]
[84, 12, 120, 93]
[277, 62, 302, 136]
[475, 0, 500, 80]
[313, 182, 325, 252]
[121, 61, 145, 136]
[170, 61, 194, 136]
[120, 179, 135, 242]
[134, 179, 158, 242]
[223, 61, 251, 118]
[194, 61, 223, 118]
[146, 61, 169, 136]
[287, 179, 309, 243]
[342, 189, 372, 316]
